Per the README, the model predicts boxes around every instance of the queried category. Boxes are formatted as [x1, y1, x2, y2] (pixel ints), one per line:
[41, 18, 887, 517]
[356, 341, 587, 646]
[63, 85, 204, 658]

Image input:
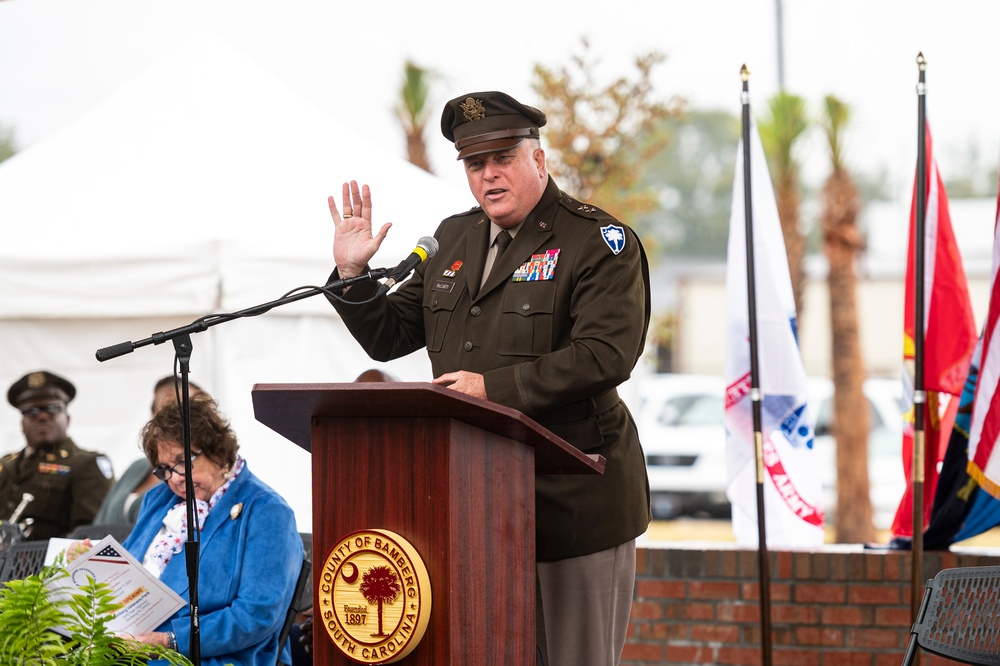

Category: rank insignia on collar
[513, 249, 559, 282]
[601, 225, 626, 255]
[230, 503, 243, 520]
[443, 260, 463, 278]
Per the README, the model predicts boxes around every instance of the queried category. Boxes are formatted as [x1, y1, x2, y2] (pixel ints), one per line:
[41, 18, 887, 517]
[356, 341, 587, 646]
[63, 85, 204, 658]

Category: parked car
[809, 377, 906, 529]
[636, 374, 729, 519]
[636, 373, 905, 528]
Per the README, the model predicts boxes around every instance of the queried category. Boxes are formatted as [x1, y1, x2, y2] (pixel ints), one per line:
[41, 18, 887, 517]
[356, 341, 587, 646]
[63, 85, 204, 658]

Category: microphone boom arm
[95, 268, 389, 362]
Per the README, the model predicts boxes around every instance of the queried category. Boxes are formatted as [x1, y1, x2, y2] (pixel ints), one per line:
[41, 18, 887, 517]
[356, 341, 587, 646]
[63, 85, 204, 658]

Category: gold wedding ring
[343, 213, 353, 219]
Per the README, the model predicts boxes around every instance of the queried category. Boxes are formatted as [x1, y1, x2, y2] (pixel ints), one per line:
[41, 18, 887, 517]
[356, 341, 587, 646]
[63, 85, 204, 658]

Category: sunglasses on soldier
[19, 403, 65, 418]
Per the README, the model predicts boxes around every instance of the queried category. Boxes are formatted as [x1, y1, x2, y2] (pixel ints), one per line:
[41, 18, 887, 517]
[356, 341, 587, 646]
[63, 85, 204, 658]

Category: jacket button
[521, 303, 531, 311]
[463, 341, 473, 351]
[470, 306, 482, 316]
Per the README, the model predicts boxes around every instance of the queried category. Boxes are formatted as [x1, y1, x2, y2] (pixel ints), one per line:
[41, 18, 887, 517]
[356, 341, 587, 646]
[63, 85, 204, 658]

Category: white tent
[0, 32, 475, 530]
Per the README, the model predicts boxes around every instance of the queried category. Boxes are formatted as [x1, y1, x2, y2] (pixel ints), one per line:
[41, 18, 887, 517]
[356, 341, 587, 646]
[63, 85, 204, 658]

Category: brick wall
[624, 543, 1000, 666]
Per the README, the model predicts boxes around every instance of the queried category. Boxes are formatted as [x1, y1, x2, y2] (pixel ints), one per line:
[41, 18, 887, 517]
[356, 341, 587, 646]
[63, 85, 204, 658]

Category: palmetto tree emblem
[319, 529, 431, 662]
[600, 224, 626, 254]
[359, 565, 401, 637]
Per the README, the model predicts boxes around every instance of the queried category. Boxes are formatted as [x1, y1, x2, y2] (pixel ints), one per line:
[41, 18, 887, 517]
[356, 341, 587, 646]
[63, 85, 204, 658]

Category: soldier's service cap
[7, 370, 76, 408]
[441, 91, 547, 160]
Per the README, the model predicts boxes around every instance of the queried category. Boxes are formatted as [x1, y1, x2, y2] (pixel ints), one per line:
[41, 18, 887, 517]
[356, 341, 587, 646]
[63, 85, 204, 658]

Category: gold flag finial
[916, 52, 926, 71]
[740, 64, 750, 82]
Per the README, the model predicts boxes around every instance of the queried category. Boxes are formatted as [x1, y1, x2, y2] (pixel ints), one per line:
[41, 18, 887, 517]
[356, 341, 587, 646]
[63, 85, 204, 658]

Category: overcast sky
[1, 0, 998, 196]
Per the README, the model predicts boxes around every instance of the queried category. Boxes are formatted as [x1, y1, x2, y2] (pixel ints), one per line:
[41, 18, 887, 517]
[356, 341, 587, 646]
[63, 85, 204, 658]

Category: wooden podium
[252, 382, 605, 665]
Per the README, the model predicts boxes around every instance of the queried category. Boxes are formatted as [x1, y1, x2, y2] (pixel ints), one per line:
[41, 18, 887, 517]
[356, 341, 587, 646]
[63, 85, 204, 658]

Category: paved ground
[641, 519, 1000, 548]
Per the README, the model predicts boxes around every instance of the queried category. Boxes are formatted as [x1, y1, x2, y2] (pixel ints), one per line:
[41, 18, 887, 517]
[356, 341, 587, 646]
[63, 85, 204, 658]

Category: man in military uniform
[325, 91, 651, 666]
[0, 371, 114, 540]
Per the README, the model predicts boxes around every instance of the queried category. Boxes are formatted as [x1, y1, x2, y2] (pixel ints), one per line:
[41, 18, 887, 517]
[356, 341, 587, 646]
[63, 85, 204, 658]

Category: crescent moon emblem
[342, 561, 359, 584]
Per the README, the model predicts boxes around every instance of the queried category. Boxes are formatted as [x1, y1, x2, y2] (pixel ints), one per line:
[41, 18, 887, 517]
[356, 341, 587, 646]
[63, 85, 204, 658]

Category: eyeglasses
[152, 452, 202, 481]
[19, 404, 65, 418]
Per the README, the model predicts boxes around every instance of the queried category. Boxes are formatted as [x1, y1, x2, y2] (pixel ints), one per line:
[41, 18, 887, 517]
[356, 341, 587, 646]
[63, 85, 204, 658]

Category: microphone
[380, 236, 439, 291]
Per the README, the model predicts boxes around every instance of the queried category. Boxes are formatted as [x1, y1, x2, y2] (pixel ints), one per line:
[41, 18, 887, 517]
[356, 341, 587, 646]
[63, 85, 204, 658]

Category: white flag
[724, 119, 825, 547]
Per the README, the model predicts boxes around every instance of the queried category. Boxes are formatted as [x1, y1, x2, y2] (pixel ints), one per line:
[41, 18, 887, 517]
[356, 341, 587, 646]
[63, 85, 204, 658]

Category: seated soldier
[0, 370, 114, 540]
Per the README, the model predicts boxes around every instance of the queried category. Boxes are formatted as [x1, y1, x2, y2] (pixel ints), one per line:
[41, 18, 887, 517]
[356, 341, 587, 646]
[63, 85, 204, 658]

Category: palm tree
[396, 60, 435, 173]
[359, 565, 401, 637]
[758, 92, 809, 325]
[819, 95, 873, 543]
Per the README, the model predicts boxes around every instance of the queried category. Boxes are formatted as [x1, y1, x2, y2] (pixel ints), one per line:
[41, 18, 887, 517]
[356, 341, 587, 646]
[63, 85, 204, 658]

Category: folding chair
[0, 521, 22, 555]
[276, 555, 312, 666]
[0, 539, 50, 583]
[67, 523, 134, 543]
[901, 566, 1000, 665]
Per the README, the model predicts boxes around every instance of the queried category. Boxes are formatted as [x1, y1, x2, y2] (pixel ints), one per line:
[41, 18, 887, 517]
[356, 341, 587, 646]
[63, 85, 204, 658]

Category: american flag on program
[89, 543, 129, 565]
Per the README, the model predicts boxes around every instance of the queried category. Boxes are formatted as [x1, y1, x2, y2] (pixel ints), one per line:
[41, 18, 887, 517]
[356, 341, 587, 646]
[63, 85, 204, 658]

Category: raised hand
[328, 181, 392, 278]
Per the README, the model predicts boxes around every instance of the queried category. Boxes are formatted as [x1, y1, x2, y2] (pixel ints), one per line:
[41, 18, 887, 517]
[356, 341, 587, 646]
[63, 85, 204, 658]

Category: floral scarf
[142, 455, 245, 578]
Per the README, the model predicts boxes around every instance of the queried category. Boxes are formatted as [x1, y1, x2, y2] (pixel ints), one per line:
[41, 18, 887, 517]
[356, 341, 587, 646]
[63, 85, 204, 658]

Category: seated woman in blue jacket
[122, 391, 302, 665]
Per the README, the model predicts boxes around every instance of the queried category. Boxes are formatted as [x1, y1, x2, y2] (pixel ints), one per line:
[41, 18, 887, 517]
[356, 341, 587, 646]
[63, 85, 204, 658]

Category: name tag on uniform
[38, 462, 71, 475]
[512, 249, 559, 282]
[432, 280, 455, 293]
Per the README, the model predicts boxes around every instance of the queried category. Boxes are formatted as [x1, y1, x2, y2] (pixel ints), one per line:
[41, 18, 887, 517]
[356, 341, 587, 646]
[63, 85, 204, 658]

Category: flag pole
[740, 63, 773, 666]
[911, 51, 928, 621]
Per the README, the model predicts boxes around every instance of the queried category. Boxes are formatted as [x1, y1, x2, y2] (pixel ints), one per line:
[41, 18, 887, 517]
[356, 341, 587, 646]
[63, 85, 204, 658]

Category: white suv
[636, 374, 905, 528]
[636, 374, 729, 519]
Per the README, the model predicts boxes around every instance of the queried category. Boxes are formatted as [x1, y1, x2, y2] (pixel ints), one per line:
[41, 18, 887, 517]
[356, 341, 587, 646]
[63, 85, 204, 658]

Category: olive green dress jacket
[0, 437, 113, 540]
[329, 177, 651, 561]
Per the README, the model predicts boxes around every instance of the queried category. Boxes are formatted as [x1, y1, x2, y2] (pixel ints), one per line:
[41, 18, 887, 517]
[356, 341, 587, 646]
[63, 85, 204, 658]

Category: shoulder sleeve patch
[96, 455, 114, 480]
[600, 225, 627, 255]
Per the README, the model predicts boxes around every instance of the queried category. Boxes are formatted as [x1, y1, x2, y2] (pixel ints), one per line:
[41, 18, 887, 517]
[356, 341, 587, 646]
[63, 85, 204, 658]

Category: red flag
[890, 124, 977, 539]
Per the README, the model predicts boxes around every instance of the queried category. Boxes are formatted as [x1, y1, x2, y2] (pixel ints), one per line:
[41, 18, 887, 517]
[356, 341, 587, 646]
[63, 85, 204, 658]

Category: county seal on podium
[318, 528, 432, 664]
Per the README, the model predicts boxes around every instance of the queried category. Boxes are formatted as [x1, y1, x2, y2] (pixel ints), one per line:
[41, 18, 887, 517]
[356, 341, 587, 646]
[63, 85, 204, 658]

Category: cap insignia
[461, 97, 486, 122]
[27, 372, 46, 389]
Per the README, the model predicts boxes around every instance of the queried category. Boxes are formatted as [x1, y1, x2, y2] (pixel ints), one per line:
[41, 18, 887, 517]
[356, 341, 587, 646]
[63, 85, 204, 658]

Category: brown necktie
[494, 229, 512, 259]
[481, 230, 514, 288]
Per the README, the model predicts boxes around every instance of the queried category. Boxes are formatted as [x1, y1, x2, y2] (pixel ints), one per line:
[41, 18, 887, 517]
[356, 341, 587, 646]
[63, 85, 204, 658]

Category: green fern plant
[0, 558, 193, 665]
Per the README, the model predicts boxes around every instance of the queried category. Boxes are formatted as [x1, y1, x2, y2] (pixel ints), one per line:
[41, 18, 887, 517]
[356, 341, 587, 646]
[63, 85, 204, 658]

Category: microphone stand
[94, 268, 388, 664]
[173, 334, 201, 665]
